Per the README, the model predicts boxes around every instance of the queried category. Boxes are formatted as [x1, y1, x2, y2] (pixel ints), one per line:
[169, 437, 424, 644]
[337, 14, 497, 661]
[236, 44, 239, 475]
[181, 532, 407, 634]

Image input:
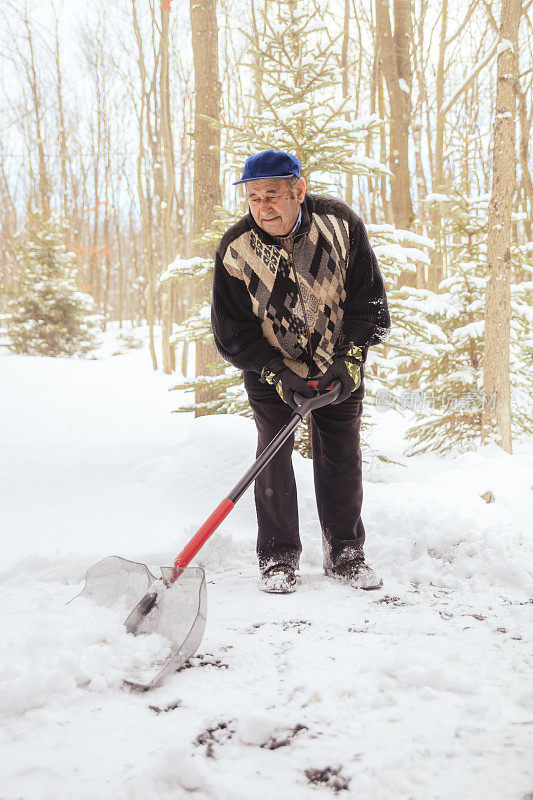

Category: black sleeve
[341, 217, 391, 357]
[211, 250, 281, 373]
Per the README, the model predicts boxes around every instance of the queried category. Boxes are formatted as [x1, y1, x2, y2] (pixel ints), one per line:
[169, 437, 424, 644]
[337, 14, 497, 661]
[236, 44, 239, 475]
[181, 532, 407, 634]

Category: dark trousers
[243, 370, 365, 573]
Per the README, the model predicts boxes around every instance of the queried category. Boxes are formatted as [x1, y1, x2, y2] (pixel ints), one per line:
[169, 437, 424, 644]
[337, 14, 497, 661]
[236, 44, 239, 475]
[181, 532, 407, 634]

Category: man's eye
[249, 195, 279, 203]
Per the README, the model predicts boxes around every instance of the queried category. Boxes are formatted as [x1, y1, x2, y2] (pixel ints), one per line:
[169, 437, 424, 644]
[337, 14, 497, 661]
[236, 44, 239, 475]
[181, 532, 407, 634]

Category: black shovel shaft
[227, 412, 301, 504]
[171, 380, 341, 574]
[227, 380, 341, 503]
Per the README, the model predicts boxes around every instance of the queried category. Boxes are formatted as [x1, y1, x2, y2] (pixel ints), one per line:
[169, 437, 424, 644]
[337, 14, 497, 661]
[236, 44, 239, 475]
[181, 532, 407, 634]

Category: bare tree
[190, 0, 223, 415]
[52, 7, 70, 220]
[427, 1, 498, 290]
[342, 0, 354, 208]
[482, 0, 522, 453]
[160, 0, 177, 374]
[5, 5, 52, 218]
[375, 0, 414, 231]
[132, 0, 158, 369]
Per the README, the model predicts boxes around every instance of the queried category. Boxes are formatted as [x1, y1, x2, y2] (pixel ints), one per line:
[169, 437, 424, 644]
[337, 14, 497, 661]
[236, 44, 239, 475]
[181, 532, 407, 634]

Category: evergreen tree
[5, 215, 99, 357]
[227, 0, 386, 190]
[167, 0, 387, 427]
[399, 192, 532, 454]
[161, 255, 250, 417]
[166, 0, 435, 459]
[363, 221, 440, 401]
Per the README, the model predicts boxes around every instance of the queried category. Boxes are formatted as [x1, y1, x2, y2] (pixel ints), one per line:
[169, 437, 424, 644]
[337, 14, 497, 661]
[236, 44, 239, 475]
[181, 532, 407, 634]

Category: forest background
[0, 0, 531, 457]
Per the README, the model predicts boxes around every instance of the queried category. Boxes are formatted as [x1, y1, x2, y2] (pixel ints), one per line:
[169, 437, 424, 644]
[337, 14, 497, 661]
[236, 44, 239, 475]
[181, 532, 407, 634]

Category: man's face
[246, 177, 306, 237]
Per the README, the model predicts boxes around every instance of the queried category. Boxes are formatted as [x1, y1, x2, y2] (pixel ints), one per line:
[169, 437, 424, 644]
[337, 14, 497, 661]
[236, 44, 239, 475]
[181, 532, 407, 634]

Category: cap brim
[232, 173, 297, 185]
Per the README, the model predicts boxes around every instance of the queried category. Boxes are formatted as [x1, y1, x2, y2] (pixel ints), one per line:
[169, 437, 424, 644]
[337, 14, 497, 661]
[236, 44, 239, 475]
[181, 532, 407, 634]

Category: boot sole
[259, 585, 297, 594]
[258, 575, 298, 594]
[325, 572, 383, 591]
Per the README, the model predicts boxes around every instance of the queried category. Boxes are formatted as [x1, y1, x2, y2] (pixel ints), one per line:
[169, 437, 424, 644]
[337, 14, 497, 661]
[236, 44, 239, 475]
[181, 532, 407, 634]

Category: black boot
[325, 559, 382, 590]
[259, 564, 297, 594]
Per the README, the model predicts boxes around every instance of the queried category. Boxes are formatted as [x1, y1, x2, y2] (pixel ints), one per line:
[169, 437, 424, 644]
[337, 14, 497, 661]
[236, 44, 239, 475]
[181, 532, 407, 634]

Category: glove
[316, 344, 363, 404]
[260, 358, 315, 410]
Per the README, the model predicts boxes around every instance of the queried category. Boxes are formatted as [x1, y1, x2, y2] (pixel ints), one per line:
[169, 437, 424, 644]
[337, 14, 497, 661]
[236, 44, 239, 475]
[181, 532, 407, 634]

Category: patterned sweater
[211, 193, 391, 379]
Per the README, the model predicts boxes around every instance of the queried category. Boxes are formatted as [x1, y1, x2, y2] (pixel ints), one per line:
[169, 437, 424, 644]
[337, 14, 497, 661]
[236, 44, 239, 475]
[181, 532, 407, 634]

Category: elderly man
[211, 150, 390, 593]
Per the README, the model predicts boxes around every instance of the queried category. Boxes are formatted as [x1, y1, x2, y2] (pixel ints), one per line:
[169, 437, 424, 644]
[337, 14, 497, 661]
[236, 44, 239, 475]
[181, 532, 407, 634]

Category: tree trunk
[132, 0, 157, 369]
[482, 0, 521, 454]
[429, 0, 447, 291]
[190, 0, 222, 236]
[412, 0, 428, 289]
[102, 145, 111, 331]
[190, 0, 223, 417]
[160, 3, 176, 374]
[517, 85, 533, 241]
[54, 15, 69, 220]
[367, 42, 379, 220]
[251, 0, 266, 116]
[23, 15, 50, 218]
[375, 0, 414, 231]
[342, 0, 353, 208]
[377, 64, 393, 224]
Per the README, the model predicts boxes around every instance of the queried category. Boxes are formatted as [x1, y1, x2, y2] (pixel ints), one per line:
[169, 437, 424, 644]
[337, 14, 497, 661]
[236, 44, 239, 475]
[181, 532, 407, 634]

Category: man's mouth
[262, 216, 279, 223]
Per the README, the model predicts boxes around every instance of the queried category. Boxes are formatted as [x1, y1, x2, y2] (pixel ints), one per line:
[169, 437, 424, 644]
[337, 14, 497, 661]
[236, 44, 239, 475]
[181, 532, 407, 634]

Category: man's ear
[297, 177, 306, 203]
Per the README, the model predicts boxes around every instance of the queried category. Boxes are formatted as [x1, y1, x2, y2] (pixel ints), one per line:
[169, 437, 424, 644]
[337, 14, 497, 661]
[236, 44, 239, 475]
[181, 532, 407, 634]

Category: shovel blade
[71, 555, 156, 609]
[123, 566, 207, 690]
[71, 557, 207, 691]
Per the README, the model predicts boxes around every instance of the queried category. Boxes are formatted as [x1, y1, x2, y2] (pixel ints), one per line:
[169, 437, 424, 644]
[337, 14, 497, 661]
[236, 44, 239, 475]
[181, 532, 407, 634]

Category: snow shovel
[73, 380, 341, 689]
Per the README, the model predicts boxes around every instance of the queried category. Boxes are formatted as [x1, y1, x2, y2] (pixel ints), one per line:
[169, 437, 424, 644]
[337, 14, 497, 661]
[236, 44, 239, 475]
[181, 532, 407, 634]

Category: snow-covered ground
[1, 326, 532, 800]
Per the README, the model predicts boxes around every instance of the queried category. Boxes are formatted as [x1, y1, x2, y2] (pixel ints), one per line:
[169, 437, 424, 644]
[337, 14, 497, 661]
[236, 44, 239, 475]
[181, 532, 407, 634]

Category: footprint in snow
[305, 765, 351, 793]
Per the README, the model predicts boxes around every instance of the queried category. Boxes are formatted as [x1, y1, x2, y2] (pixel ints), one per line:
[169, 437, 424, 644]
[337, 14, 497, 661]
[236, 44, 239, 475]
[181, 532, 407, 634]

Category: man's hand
[261, 359, 315, 410]
[316, 344, 363, 404]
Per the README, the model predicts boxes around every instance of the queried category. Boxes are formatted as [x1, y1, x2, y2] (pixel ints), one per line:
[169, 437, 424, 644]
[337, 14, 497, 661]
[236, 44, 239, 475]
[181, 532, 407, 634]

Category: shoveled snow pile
[1, 586, 172, 717]
[1, 326, 532, 800]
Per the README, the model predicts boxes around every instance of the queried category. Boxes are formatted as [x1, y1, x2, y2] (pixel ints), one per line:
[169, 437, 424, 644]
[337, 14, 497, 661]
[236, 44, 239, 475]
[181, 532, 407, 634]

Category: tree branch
[445, 0, 480, 46]
[440, 39, 498, 117]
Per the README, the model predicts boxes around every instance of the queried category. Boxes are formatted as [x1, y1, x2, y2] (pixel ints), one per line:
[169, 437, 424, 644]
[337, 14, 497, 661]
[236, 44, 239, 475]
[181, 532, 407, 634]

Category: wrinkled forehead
[245, 178, 290, 197]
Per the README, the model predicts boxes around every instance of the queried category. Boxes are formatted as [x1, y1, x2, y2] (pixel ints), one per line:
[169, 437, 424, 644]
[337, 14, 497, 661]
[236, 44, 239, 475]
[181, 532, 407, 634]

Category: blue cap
[233, 150, 301, 185]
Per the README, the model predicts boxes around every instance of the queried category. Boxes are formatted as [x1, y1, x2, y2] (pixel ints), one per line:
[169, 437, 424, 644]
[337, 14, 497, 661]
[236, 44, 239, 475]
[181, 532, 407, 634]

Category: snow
[236, 710, 283, 745]
[284, 102, 308, 116]
[373, 243, 409, 263]
[160, 255, 211, 283]
[424, 192, 455, 204]
[366, 223, 435, 251]
[1, 326, 532, 800]
[497, 39, 515, 56]
[399, 78, 410, 94]
[401, 246, 431, 265]
[452, 320, 485, 342]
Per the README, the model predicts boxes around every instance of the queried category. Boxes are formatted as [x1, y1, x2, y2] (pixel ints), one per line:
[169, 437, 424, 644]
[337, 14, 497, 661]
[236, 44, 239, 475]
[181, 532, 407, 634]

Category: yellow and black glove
[316, 344, 363, 404]
[260, 358, 315, 410]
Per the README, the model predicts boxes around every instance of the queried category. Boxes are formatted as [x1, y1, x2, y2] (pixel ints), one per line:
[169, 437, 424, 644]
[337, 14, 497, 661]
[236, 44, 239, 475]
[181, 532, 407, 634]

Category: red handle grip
[307, 379, 335, 391]
[173, 498, 234, 571]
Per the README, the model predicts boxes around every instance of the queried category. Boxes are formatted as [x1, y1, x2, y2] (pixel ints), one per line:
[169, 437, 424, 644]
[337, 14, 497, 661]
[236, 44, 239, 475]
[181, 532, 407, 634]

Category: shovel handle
[171, 380, 341, 575]
[293, 379, 341, 414]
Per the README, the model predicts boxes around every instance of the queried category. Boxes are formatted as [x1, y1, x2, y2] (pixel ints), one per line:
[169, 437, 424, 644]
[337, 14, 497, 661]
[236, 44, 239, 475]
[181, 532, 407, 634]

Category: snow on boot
[325, 560, 382, 590]
[259, 564, 297, 594]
